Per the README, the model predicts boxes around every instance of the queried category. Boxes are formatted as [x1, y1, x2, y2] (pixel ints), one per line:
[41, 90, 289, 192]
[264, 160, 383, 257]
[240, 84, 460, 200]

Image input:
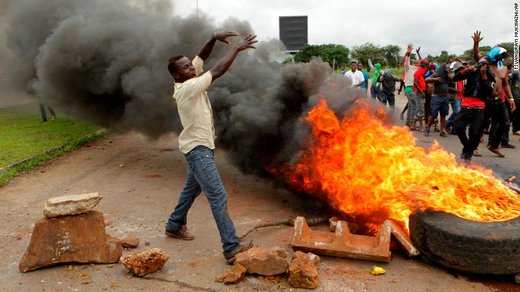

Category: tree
[461, 45, 492, 62]
[293, 44, 350, 68]
[381, 44, 401, 67]
[351, 42, 383, 67]
[496, 42, 514, 58]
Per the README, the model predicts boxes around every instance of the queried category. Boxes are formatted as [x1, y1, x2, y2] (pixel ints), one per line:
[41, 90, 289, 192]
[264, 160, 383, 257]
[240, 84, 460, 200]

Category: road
[0, 95, 519, 291]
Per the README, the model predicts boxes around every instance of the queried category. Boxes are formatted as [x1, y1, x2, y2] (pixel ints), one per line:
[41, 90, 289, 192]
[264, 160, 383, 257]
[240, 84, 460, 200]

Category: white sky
[172, 0, 517, 56]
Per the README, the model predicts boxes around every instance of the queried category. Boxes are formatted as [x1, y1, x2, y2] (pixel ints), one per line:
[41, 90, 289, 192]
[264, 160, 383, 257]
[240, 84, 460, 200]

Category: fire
[276, 98, 520, 229]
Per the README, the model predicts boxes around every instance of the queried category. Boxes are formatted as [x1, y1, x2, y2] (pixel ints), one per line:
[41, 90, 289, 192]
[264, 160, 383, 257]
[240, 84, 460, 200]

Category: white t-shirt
[172, 56, 215, 154]
[344, 70, 365, 87]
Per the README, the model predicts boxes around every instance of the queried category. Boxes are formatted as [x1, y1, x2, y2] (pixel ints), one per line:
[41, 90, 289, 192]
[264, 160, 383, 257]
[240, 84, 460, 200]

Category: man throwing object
[165, 31, 257, 264]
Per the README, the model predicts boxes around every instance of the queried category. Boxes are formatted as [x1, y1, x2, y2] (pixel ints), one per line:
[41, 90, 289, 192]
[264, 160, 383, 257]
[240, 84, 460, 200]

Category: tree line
[293, 42, 515, 69]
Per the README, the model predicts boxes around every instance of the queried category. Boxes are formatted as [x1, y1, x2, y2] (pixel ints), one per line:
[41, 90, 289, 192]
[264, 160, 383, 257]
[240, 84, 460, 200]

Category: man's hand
[210, 34, 257, 81]
[213, 31, 238, 44]
[407, 44, 413, 54]
[472, 31, 483, 43]
[235, 34, 257, 51]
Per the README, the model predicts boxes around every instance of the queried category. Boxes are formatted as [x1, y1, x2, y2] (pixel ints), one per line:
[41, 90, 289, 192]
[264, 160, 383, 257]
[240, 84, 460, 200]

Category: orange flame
[276, 98, 520, 229]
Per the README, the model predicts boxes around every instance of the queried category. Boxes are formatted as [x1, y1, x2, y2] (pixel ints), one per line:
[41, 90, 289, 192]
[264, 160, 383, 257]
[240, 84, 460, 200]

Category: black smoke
[0, 0, 369, 174]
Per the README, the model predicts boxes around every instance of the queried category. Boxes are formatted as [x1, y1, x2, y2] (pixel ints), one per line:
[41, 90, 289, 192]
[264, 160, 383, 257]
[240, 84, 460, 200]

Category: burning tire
[409, 211, 520, 275]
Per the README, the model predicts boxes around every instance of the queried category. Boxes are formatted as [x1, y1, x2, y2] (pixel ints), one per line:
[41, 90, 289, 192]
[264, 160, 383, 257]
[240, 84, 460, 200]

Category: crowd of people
[341, 31, 519, 165]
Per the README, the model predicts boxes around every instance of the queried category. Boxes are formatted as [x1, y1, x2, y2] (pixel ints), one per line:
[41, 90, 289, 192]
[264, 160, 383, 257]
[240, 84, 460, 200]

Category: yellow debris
[370, 266, 386, 275]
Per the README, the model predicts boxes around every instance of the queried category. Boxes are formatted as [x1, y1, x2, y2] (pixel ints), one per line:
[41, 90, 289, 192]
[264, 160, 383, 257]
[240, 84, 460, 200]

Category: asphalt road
[0, 95, 519, 291]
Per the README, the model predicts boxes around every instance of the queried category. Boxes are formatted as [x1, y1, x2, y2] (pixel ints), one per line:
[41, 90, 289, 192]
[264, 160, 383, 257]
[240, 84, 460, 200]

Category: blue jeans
[166, 146, 240, 254]
[405, 91, 416, 126]
[446, 98, 461, 132]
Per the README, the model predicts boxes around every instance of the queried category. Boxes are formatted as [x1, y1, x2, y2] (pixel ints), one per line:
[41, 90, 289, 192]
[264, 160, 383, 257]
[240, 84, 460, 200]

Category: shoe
[501, 143, 516, 149]
[434, 127, 440, 132]
[473, 150, 482, 157]
[487, 146, 505, 158]
[439, 131, 447, 137]
[224, 240, 254, 265]
[165, 227, 194, 240]
[50, 115, 56, 121]
[424, 128, 430, 137]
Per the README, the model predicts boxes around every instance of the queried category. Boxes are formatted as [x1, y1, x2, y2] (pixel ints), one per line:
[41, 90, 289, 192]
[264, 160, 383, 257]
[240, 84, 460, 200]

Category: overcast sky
[172, 0, 516, 56]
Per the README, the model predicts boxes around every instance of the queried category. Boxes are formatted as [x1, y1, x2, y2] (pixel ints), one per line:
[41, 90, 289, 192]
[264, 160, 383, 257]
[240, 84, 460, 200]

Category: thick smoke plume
[0, 0, 371, 174]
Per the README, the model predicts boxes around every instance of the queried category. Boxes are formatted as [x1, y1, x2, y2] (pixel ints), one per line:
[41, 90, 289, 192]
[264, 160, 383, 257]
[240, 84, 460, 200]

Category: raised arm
[403, 44, 413, 71]
[197, 31, 238, 61]
[368, 59, 375, 71]
[210, 34, 257, 81]
[472, 30, 483, 62]
[416, 46, 422, 60]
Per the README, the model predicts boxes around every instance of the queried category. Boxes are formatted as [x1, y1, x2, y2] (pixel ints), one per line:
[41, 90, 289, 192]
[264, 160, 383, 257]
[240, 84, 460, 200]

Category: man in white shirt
[165, 31, 257, 264]
[344, 61, 365, 87]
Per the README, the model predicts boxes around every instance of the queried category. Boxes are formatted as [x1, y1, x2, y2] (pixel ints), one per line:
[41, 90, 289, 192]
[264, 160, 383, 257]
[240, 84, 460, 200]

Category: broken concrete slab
[120, 248, 170, 277]
[235, 247, 288, 276]
[386, 220, 420, 257]
[215, 263, 247, 284]
[288, 251, 320, 289]
[292, 216, 420, 263]
[44, 192, 102, 218]
[19, 210, 122, 272]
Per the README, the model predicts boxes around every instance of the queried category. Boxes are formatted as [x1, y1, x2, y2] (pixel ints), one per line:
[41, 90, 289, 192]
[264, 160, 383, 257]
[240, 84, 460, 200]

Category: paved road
[0, 95, 519, 291]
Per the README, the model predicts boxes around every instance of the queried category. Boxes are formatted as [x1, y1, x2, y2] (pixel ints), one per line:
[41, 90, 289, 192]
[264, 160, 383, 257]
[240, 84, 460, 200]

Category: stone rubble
[43, 193, 102, 218]
[215, 263, 247, 284]
[235, 247, 288, 276]
[121, 237, 140, 249]
[19, 210, 122, 272]
[288, 251, 320, 289]
[120, 248, 170, 277]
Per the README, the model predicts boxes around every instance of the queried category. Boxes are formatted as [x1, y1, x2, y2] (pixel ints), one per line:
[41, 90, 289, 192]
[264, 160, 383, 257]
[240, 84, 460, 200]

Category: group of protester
[342, 31, 520, 165]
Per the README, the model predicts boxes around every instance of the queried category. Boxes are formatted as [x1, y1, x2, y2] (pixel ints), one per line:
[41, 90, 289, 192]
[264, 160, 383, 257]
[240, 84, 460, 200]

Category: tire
[409, 211, 520, 275]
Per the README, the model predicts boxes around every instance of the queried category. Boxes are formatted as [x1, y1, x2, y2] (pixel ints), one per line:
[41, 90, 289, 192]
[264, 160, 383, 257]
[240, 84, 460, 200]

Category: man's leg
[488, 102, 508, 156]
[414, 92, 425, 131]
[387, 92, 396, 117]
[455, 108, 474, 161]
[186, 147, 240, 254]
[380, 91, 388, 106]
[468, 109, 486, 156]
[446, 98, 461, 134]
[501, 103, 513, 147]
[166, 162, 202, 238]
[405, 92, 417, 128]
[39, 102, 48, 122]
[439, 96, 450, 136]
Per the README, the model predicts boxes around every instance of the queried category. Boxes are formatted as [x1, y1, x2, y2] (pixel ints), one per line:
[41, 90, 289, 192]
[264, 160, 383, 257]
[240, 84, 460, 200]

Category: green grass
[0, 103, 105, 186]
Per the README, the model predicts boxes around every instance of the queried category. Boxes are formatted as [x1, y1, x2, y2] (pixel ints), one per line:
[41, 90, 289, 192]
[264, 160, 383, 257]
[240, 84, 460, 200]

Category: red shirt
[461, 97, 485, 108]
[456, 81, 464, 99]
[413, 67, 427, 92]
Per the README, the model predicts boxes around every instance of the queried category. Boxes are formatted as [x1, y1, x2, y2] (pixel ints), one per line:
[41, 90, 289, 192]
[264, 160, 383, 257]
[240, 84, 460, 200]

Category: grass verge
[0, 103, 105, 187]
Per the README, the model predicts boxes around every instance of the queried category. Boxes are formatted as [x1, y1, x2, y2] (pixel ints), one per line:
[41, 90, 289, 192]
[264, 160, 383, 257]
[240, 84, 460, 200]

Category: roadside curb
[0, 128, 107, 175]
